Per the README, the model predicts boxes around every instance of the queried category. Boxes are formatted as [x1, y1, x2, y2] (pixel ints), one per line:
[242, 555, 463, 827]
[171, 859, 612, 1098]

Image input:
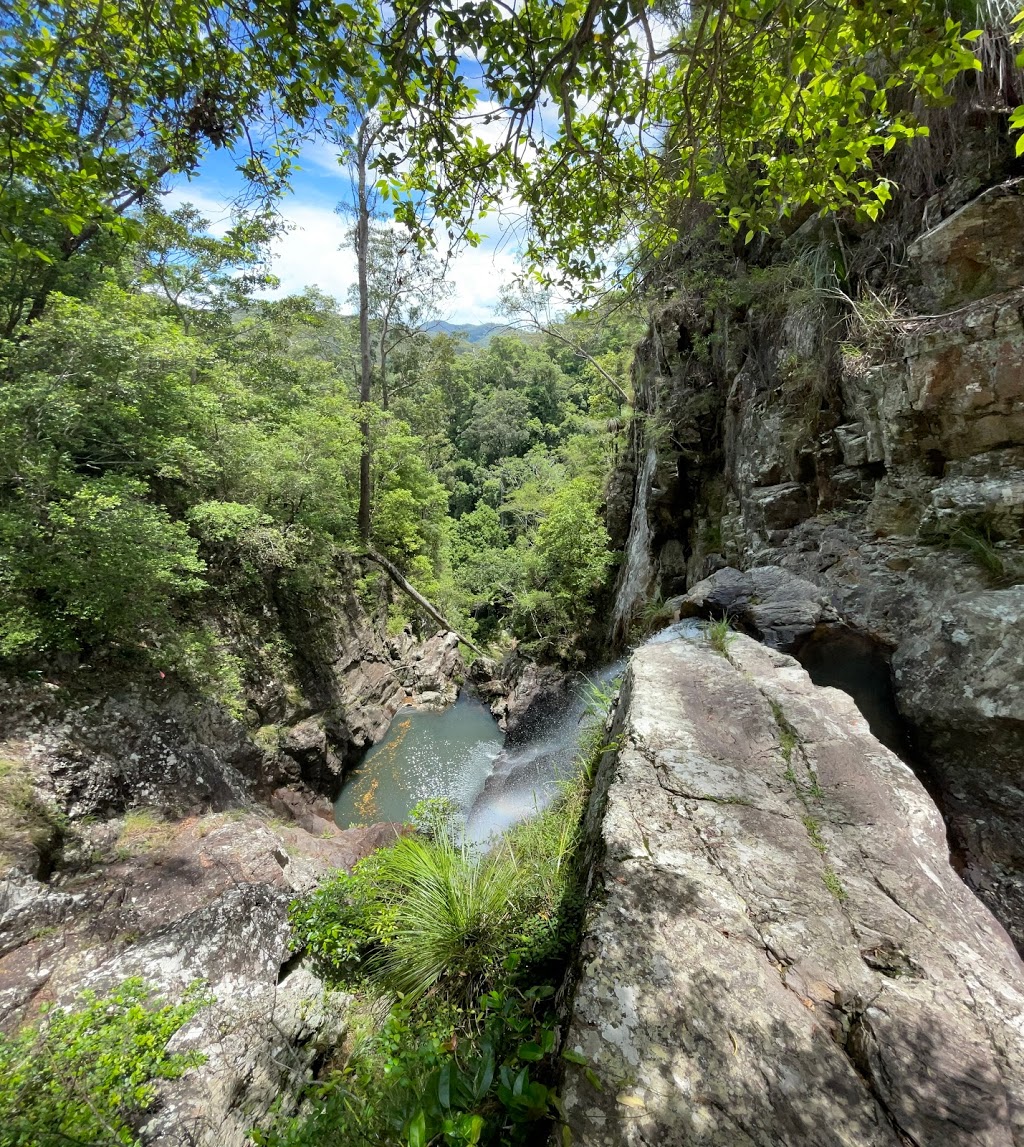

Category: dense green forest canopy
[0, 0, 1015, 679]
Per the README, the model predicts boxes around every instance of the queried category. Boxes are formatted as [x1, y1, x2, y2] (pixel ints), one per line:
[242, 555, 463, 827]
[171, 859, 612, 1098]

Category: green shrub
[374, 833, 524, 1003]
[0, 476, 206, 656]
[291, 832, 529, 1005]
[278, 708, 615, 1147]
[162, 624, 248, 717]
[0, 978, 209, 1147]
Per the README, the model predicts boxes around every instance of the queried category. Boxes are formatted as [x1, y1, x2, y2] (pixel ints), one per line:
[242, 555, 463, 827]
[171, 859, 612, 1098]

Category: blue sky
[164, 111, 525, 326]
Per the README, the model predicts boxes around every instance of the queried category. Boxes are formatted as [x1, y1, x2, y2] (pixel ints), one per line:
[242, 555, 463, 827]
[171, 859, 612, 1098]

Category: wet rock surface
[472, 648, 573, 741]
[563, 635, 1024, 1146]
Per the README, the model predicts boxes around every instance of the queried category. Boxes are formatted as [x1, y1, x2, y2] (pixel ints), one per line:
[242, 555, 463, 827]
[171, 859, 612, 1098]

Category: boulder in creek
[472, 647, 573, 742]
[562, 634, 1024, 1146]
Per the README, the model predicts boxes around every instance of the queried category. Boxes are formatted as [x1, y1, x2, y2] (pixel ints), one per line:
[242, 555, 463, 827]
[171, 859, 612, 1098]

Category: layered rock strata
[609, 176, 1024, 945]
[563, 634, 1024, 1146]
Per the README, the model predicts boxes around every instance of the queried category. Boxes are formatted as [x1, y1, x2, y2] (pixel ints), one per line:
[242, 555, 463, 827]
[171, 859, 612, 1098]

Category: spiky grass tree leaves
[371, 833, 523, 1003]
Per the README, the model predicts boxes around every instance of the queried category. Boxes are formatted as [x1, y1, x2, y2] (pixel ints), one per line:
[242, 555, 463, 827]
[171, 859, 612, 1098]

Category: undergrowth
[0, 978, 209, 1147]
[269, 718, 614, 1147]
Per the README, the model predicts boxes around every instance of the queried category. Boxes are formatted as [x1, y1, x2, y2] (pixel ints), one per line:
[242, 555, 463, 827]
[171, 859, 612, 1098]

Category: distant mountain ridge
[422, 319, 509, 344]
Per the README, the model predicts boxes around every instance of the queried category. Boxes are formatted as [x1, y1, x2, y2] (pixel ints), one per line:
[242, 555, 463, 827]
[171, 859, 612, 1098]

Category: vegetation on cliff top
[0, 0, 1006, 686]
[271, 715, 610, 1147]
[0, 979, 209, 1147]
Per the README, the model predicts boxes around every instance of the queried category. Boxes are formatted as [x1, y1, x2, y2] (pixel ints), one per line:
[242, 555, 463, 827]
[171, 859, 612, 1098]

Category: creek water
[333, 661, 625, 843]
[332, 619, 907, 845]
[333, 692, 504, 829]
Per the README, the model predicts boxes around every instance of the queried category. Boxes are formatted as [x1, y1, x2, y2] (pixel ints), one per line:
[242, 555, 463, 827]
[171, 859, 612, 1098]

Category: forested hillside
[2, 0, 1023, 1144]
[0, 205, 639, 686]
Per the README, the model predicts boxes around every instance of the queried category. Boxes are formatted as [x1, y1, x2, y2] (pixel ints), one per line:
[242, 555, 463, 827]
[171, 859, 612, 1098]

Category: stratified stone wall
[610, 177, 1024, 945]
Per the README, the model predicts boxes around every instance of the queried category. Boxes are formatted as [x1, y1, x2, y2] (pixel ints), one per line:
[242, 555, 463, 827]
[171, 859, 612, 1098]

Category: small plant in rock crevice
[770, 699, 847, 904]
[706, 616, 736, 656]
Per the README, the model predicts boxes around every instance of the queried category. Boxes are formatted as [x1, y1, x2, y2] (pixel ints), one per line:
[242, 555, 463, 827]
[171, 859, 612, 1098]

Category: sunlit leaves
[1011, 8, 1024, 157]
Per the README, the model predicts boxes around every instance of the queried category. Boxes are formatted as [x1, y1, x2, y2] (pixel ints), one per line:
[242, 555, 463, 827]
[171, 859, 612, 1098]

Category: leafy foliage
[0, 978, 208, 1147]
[1010, 9, 1024, 155]
[279, 720, 612, 1147]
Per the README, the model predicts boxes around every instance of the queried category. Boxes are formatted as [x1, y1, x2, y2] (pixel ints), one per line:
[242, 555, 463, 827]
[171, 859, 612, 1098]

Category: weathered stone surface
[902, 293, 1024, 462]
[744, 481, 813, 533]
[893, 587, 1024, 949]
[907, 179, 1024, 311]
[0, 806, 397, 1145]
[677, 565, 839, 650]
[474, 649, 573, 741]
[919, 447, 1024, 542]
[607, 168, 1024, 946]
[563, 635, 1024, 1146]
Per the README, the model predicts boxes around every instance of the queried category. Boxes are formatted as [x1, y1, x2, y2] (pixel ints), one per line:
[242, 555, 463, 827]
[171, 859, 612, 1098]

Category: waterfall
[609, 442, 658, 643]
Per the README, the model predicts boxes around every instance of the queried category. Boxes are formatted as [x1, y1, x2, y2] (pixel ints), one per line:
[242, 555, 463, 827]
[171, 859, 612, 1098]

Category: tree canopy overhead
[0, 0, 992, 326]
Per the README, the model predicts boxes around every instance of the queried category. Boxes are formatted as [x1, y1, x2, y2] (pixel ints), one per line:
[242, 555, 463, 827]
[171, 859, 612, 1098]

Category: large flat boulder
[674, 565, 839, 651]
[562, 634, 1024, 1146]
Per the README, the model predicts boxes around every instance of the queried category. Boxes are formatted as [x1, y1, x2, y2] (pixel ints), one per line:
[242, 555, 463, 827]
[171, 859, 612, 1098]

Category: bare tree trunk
[379, 327, 389, 410]
[355, 120, 373, 542]
[366, 549, 487, 658]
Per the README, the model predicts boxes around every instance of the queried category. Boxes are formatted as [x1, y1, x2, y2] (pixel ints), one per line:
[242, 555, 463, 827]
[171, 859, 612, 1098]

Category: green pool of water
[333, 692, 504, 828]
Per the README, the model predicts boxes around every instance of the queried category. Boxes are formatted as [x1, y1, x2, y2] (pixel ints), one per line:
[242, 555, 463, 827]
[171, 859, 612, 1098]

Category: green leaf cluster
[0, 978, 209, 1147]
[273, 715, 612, 1147]
[1010, 9, 1024, 157]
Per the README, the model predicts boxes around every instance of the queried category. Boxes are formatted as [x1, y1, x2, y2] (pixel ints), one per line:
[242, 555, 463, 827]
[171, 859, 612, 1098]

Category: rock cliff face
[0, 560, 464, 1144]
[609, 176, 1024, 946]
[562, 634, 1024, 1146]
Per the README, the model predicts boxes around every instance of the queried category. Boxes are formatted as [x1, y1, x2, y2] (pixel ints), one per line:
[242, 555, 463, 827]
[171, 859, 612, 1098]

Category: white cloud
[160, 185, 238, 237]
[441, 243, 519, 325]
[268, 200, 358, 304]
[161, 181, 519, 323]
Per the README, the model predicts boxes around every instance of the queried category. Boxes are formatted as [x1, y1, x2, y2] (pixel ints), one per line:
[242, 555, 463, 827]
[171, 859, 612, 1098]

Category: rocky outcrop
[563, 634, 1024, 1146]
[0, 558, 466, 1143]
[672, 565, 840, 651]
[472, 648, 573, 741]
[894, 587, 1024, 947]
[610, 172, 1024, 945]
[0, 621, 464, 823]
[0, 803, 400, 1145]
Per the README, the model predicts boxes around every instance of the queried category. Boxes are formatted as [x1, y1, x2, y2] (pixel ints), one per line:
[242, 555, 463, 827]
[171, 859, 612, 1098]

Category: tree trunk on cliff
[355, 117, 374, 542]
[366, 548, 486, 658]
